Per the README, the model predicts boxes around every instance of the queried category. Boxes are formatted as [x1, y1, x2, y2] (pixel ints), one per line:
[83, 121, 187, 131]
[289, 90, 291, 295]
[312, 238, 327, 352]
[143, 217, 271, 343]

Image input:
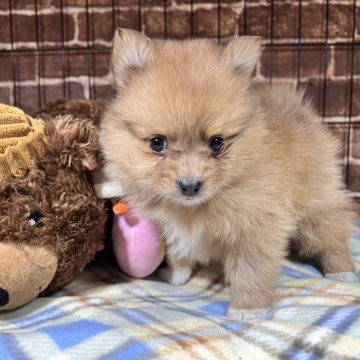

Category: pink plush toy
[93, 169, 164, 278]
[112, 200, 164, 278]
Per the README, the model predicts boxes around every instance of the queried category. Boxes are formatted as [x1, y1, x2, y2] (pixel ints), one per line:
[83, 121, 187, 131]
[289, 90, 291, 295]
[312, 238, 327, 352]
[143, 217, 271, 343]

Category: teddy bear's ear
[44, 115, 100, 172]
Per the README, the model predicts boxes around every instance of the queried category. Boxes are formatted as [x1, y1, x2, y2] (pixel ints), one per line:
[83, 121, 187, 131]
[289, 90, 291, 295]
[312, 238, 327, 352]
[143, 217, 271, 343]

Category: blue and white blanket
[1, 228, 360, 360]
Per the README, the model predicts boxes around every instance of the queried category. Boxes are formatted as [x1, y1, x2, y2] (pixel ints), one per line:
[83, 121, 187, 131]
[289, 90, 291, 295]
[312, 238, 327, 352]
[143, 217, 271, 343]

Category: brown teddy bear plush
[0, 102, 107, 310]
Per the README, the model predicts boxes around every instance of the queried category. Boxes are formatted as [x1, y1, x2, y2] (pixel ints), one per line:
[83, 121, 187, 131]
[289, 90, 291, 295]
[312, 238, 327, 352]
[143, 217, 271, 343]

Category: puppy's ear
[112, 28, 153, 88]
[223, 36, 262, 78]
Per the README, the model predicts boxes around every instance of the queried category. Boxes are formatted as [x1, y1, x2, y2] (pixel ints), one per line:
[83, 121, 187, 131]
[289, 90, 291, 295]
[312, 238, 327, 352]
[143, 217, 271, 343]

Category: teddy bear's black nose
[0, 287, 9, 307]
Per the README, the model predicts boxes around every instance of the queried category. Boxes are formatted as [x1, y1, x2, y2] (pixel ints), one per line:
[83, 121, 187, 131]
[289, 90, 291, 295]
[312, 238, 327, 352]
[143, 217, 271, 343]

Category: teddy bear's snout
[0, 243, 58, 310]
[0, 287, 9, 307]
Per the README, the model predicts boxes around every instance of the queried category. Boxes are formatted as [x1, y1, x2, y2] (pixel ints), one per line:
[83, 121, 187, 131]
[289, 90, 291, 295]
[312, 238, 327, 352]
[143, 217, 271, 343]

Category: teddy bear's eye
[27, 211, 44, 228]
[17, 187, 29, 196]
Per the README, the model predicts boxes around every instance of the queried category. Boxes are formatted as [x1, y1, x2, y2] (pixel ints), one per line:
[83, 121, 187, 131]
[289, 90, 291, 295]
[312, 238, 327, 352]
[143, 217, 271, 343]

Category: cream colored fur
[100, 29, 356, 320]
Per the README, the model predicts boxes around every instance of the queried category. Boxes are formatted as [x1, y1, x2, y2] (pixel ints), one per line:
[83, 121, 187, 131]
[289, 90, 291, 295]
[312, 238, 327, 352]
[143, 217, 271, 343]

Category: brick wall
[0, 0, 359, 214]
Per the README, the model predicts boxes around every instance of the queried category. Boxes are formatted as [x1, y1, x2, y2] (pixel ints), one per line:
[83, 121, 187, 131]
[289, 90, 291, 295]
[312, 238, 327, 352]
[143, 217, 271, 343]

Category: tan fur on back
[101, 30, 356, 317]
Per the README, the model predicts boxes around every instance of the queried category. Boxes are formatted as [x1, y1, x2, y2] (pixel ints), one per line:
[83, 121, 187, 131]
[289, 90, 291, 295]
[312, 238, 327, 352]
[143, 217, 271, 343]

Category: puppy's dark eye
[150, 135, 167, 153]
[27, 211, 44, 228]
[209, 136, 224, 154]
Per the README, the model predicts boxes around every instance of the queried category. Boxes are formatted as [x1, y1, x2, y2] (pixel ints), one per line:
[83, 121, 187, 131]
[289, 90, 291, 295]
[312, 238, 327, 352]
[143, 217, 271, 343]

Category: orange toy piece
[113, 202, 129, 215]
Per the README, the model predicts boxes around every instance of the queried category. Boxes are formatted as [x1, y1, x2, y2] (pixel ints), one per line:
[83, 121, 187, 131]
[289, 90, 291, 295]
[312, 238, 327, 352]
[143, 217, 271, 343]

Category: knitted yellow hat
[0, 104, 47, 182]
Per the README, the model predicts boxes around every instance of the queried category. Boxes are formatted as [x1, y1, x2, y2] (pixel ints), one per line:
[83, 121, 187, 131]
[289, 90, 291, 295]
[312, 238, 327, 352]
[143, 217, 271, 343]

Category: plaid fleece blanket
[1, 228, 360, 360]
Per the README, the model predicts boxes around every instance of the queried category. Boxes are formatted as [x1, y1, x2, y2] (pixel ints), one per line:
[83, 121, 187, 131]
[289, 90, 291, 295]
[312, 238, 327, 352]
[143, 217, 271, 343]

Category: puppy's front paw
[325, 272, 359, 283]
[157, 266, 192, 286]
[227, 306, 270, 321]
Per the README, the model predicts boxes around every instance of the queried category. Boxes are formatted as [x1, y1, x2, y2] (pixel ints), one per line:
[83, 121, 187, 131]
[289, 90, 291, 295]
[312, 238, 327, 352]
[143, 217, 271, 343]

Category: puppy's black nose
[0, 288, 9, 307]
[177, 179, 202, 197]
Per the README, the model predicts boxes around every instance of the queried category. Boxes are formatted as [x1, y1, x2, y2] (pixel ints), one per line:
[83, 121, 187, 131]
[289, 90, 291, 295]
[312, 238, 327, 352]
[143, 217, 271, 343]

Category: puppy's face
[101, 30, 262, 207]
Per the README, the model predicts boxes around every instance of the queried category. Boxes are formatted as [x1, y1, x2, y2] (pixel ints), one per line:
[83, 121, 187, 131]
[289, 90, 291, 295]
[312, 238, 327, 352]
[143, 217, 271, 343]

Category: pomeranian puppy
[100, 29, 357, 320]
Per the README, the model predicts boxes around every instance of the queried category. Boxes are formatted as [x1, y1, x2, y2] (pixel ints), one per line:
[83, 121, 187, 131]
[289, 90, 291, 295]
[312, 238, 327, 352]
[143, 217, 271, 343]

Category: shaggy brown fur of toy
[34, 99, 105, 125]
[0, 101, 106, 297]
